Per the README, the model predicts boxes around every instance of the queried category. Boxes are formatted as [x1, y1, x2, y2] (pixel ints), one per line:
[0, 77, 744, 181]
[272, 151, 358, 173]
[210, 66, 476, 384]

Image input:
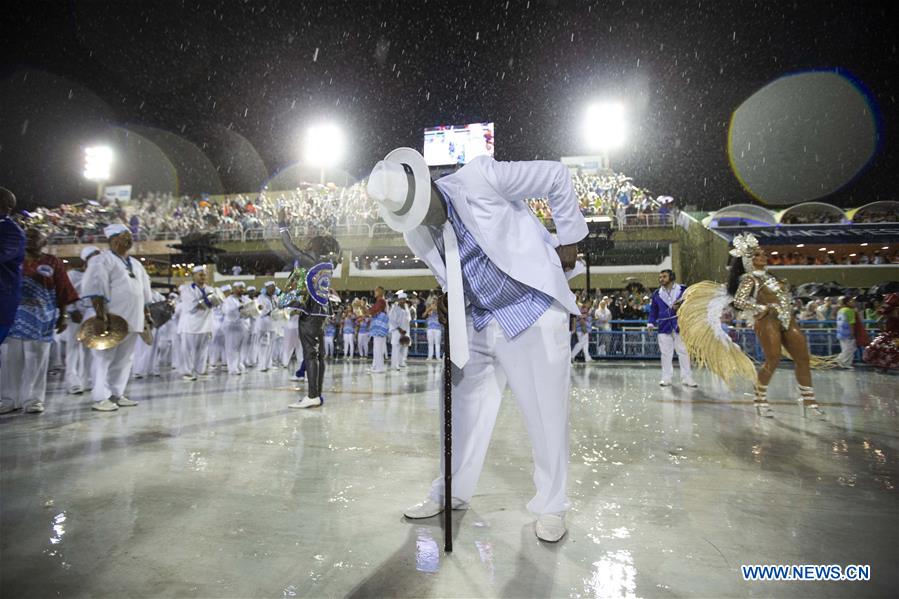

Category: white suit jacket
[403, 156, 588, 315]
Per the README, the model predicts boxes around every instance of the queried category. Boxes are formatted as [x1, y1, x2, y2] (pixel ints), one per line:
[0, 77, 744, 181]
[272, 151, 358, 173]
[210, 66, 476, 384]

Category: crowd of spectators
[851, 205, 899, 224]
[768, 249, 899, 266]
[28, 170, 680, 243]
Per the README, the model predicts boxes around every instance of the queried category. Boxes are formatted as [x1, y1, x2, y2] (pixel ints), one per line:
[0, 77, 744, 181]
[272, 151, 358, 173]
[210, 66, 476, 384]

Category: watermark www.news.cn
[742, 564, 871, 582]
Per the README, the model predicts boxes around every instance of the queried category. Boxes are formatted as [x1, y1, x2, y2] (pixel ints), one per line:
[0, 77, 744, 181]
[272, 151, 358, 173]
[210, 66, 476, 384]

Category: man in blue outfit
[0, 187, 26, 351]
[647, 269, 697, 387]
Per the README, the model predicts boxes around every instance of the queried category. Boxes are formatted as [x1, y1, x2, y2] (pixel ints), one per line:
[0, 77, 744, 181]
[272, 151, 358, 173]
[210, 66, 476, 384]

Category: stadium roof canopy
[777, 202, 848, 224]
[847, 200, 899, 223]
[708, 203, 777, 228]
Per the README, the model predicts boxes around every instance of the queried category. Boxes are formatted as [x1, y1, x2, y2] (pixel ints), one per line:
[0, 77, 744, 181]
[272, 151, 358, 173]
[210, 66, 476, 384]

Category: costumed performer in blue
[366, 148, 587, 543]
[277, 210, 341, 409]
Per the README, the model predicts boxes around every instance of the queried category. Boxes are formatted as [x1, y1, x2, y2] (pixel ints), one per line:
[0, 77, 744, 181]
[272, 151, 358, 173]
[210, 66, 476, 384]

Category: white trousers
[429, 304, 571, 515]
[242, 332, 258, 366]
[133, 334, 160, 377]
[64, 326, 92, 391]
[658, 332, 694, 384]
[1, 338, 51, 410]
[838, 338, 856, 367]
[281, 327, 301, 366]
[390, 330, 408, 368]
[427, 329, 442, 359]
[343, 333, 355, 357]
[324, 335, 335, 358]
[571, 331, 592, 361]
[271, 334, 283, 365]
[224, 326, 247, 374]
[370, 336, 387, 371]
[92, 333, 139, 402]
[357, 333, 370, 357]
[256, 331, 274, 371]
[210, 329, 225, 366]
[181, 333, 211, 376]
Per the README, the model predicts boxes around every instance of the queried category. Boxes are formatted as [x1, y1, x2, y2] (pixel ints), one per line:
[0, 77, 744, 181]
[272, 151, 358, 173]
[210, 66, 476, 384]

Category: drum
[240, 300, 262, 318]
[207, 288, 226, 307]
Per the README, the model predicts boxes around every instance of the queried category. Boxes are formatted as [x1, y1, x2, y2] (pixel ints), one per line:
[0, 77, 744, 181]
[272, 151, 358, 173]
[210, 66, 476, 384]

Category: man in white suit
[367, 149, 586, 542]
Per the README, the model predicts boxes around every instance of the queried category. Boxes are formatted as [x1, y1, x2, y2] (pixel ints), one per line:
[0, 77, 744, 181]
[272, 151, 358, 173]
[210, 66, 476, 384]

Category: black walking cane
[440, 298, 453, 552]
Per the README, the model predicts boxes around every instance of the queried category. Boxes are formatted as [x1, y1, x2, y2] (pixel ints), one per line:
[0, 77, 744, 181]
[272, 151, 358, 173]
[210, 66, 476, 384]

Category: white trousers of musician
[210, 329, 225, 366]
[224, 325, 247, 374]
[370, 335, 387, 371]
[571, 331, 592, 361]
[837, 338, 856, 368]
[281, 326, 301, 366]
[429, 303, 571, 515]
[357, 333, 370, 357]
[256, 331, 274, 371]
[64, 325, 92, 392]
[241, 332, 257, 367]
[343, 333, 355, 358]
[1, 338, 51, 411]
[390, 330, 409, 369]
[427, 329, 442, 359]
[658, 332, 695, 385]
[324, 335, 335, 358]
[92, 333, 139, 402]
[132, 335, 159, 377]
[181, 333, 211, 377]
[271, 334, 283, 365]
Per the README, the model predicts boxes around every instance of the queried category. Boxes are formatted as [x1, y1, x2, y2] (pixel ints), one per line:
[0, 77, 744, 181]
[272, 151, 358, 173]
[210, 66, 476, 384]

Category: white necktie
[442, 222, 469, 369]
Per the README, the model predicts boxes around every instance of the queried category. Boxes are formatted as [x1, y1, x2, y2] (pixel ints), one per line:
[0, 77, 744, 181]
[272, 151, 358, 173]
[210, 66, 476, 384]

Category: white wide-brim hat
[367, 147, 432, 233]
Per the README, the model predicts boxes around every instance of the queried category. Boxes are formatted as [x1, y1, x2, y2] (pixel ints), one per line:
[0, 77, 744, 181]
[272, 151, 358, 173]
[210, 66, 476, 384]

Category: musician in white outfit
[64, 245, 100, 394]
[222, 281, 249, 375]
[388, 292, 411, 370]
[242, 285, 259, 368]
[255, 281, 278, 372]
[178, 266, 215, 380]
[81, 224, 153, 412]
[209, 284, 230, 369]
[367, 150, 587, 542]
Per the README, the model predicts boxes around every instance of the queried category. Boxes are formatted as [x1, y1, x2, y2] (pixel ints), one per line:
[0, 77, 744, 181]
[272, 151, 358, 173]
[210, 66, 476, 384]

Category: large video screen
[423, 122, 494, 166]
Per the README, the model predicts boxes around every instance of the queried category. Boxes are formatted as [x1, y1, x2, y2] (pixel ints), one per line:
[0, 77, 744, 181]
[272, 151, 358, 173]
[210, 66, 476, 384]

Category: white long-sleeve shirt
[81, 250, 153, 332]
[388, 303, 411, 333]
[178, 283, 214, 334]
[222, 295, 249, 329]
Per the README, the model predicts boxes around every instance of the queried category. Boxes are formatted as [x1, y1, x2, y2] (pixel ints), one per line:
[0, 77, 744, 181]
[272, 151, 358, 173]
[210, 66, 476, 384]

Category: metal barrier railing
[332, 319, 878, 364]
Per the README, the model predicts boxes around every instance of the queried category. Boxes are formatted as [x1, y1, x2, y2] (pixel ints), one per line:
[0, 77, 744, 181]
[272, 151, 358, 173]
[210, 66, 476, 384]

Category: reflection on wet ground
[1, 361, 897, 597]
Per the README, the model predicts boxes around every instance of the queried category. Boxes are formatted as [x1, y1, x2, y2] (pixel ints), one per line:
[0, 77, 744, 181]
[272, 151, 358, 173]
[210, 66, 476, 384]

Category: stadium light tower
[303, 123, 345, 184]
[583, 102, 626, 170]
[83, 145, 113, 200]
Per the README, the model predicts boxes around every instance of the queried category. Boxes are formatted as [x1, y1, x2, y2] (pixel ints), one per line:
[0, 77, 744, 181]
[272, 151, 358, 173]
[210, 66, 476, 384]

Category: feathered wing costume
[677, 281, 756, 388]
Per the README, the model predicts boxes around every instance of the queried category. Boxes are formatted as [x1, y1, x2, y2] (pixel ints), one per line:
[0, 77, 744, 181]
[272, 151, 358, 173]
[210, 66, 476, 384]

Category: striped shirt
[429, 199, 552, 340]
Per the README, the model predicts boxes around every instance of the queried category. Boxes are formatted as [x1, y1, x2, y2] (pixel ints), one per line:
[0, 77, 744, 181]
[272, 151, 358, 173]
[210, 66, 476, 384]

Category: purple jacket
[648, 284, 685, 335]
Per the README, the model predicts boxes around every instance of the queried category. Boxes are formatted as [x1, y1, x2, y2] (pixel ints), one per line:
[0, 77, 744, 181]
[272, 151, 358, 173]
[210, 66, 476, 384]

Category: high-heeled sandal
[799, 384, 826, 419]
[754, 383, 774, 418]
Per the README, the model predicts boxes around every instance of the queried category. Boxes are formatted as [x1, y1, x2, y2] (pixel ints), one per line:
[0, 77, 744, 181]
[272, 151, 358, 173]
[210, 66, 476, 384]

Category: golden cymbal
[77, 315, 129, 350]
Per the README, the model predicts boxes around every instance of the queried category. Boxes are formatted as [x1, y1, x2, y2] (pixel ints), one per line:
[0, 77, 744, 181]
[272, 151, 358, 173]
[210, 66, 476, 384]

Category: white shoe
[535, 512, 567, 542]
[289, 375, 304, 381]
[67, 386, 84, 395]
[181, 374, 198, 381]
[133, 374, 144, 380]
[659, 381, 671, 387]
[115, 396, 138, 407]
[403, 497, 469, 519]
[92, 399, 119, 412]
[683, 381, 699, 388]
[0, 404, 18, 415]
[288, 397, 322, 409]
[25, 402, 45, 414]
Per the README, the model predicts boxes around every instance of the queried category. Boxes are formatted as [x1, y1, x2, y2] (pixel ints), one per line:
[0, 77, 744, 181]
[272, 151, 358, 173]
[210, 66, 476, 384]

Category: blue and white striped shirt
[429, 200, 552, 340]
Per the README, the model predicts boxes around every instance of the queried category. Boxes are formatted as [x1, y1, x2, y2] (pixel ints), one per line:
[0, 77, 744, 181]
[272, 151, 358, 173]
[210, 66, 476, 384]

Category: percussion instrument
[240, 300, 262, 318]
[147, 300, 175, 328]
[206, 287, 226, 307]
[77, 315, 129, 350]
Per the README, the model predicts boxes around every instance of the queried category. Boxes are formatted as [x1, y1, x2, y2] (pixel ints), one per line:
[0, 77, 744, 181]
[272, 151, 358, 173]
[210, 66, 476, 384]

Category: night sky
[2, 0, 897, 211]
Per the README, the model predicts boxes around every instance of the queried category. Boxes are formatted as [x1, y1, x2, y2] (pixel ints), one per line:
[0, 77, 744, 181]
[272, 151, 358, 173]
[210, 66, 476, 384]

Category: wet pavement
[1, 360, 897, 598]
